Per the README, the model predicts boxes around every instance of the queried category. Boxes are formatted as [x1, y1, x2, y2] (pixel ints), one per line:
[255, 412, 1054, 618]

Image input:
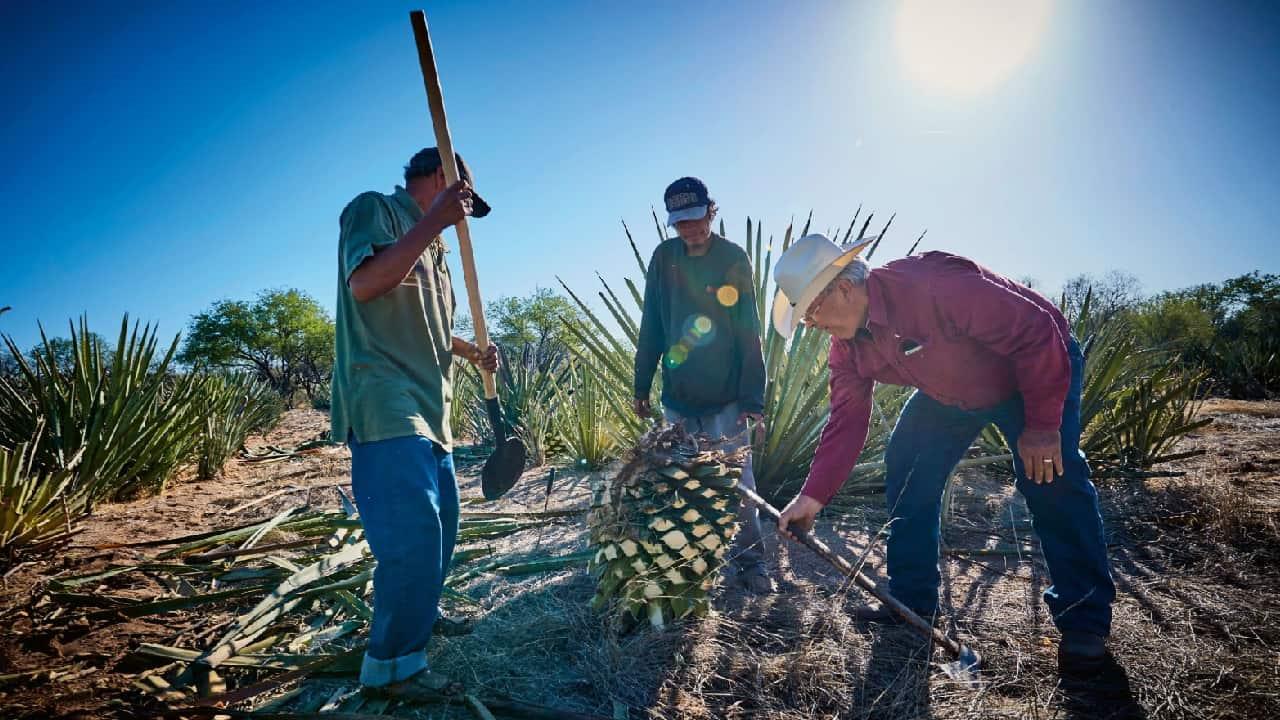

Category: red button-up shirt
[801, 251, 1072, 505]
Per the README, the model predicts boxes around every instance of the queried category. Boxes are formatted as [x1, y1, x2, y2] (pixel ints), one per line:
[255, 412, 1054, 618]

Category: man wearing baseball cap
[332, 147, 496, 699]
[634, 177, 772, 593]
[771, 234, 1115, 675]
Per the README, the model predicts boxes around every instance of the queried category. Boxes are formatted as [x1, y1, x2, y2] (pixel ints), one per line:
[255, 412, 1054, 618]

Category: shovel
[410, 10, 526, 500]
[737, 485, 983, 685]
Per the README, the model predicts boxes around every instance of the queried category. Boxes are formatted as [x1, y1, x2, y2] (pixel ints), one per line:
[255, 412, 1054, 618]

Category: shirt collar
[678, 232, 720, 257]
[864, 269, 888, 328]
[847, 269, 886, 343]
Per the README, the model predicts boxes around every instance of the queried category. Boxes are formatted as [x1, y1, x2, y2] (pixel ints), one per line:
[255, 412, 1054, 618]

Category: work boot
[851, 602, 941, 627]
[362, 668, 463, 702]
[1058, 632, 1108, 676]
[737, 564, 774, 594]
[432, 615, 473, 637]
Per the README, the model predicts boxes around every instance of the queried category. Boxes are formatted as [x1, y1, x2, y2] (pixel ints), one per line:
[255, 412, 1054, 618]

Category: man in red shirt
[772, 234, 1115, 673]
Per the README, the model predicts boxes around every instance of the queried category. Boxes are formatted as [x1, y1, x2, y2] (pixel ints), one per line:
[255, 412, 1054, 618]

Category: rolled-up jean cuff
[360, 649, 427, 687]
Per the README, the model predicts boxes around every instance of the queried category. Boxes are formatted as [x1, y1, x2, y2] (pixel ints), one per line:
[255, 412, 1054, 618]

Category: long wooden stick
[738, 485, 981, 669]
[409, 10, 496, 400]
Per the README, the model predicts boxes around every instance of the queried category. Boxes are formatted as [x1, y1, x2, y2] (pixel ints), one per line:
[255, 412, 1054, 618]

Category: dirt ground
[1, 399, 1277, 720]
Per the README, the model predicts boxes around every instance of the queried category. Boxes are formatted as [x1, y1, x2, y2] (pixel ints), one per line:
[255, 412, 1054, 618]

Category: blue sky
[2, 0, 1277, 351]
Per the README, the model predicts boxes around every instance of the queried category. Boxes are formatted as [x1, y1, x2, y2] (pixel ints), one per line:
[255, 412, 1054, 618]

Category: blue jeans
[348, 433, 459, 686]
[883, 339, 1115, 637]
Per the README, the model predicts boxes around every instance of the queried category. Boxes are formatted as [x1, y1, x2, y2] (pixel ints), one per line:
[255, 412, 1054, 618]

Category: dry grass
[433, 573, 682, 714]
[1197, 398, 1280, 418]
[3, 403, 1280, 720]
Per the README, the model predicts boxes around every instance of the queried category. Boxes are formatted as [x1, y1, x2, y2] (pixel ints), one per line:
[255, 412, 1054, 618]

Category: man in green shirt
[332, 147, 497, 698]
[634, 177, 772, 593]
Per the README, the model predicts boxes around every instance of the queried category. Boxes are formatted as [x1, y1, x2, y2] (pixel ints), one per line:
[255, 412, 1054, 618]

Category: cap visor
[666, 205, 708, 226]
[470, 191, 491, 218]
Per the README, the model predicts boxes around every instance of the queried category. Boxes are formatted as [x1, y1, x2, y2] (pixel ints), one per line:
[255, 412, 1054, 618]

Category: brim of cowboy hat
[771, 235, 877, 339]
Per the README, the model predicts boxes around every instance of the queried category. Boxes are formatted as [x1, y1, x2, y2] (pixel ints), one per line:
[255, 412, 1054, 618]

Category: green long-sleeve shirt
[634, 234, 766, 416]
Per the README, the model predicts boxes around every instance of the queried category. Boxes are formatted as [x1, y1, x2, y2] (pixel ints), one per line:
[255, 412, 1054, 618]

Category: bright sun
[894, 0, 1053, 98]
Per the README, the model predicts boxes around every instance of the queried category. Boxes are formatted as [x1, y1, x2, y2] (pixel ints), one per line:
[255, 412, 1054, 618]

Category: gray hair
[836, 257, 871, 286]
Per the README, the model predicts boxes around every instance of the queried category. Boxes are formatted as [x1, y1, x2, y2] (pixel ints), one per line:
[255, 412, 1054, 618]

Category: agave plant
[556, 242, 652, 449]
[0, 315, 207, 505]
[310, 380, 332, 411]
[1210, 333, 1280, 400]
[0, 433, 84, 555]
[459, 342, 569, 466]
[1069, 290, 1211, 473]
[560, 210, 907, 503]
[195, 373, 285, 480]
[448, 357, 479, 442]
[1079, 336, 1210, 472]
[553, 358, 622, 470]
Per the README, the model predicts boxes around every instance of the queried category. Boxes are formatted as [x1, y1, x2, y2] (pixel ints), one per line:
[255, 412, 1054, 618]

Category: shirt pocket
[890, 332, 933, 386]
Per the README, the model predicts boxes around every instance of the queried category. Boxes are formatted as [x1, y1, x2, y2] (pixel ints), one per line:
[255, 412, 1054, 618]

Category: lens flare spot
[666, 344, 690, 368]
[693, 316, 713, 334]
[716, 285, 739, 307]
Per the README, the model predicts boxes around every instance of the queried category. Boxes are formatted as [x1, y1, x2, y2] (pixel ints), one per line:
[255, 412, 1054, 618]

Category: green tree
[179, 289, 335, 401]
[1059, 270, 1142, 329]
[0, 348, 19, 385]
[1131, 294, 1216, 351]
[27, 333, 113, 377]
[457, 288, 587, 357]
[0, 308, 13, 383]
[1218, 272, 1279, 332]
[1132, 273, 1279, 398]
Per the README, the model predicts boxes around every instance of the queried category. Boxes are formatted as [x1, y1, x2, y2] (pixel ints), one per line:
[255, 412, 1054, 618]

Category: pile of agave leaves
[21, 461, 600, 719]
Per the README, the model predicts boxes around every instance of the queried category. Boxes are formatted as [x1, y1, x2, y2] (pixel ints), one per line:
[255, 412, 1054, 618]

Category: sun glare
[894, 0, 1053, 98]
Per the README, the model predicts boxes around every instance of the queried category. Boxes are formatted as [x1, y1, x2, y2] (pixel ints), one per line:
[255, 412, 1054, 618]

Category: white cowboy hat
[771, 233, 877, 339]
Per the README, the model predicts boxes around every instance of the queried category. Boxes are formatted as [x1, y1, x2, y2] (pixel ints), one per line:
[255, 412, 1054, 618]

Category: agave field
[0, 317, 284, 556]
[2, 210, 1261, 720]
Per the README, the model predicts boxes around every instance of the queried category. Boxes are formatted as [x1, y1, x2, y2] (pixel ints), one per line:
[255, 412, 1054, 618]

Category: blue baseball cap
[664, 176, 712, 226]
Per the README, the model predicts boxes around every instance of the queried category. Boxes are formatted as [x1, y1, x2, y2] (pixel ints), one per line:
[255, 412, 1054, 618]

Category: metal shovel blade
[939, 644, 984, 687]
[480, 397, 526, 500]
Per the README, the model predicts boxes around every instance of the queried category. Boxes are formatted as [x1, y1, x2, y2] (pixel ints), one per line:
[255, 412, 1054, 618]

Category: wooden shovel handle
[410, 10, 497, 400]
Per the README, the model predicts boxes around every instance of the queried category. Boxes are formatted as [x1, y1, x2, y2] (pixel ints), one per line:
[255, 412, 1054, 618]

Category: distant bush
[1130, 272, 1279, 399]
[311, 381, 331, 411]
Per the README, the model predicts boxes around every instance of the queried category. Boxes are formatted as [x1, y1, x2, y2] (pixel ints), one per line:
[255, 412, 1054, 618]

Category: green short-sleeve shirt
[331, 186, 455, 449]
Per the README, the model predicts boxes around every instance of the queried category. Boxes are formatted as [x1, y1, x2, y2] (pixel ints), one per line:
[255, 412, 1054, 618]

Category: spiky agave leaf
[552, 358, 622, 470]
[0, 434, 83, 553]
[0, 314, 208, 505]
[195, 372, 283, 480]
[1066, 290, 1212, 473]
[587, 424, 744, 629]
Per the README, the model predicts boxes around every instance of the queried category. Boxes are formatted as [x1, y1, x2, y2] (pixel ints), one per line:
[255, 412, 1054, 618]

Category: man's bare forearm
[451, 336, 479, 361]
[348, 216, 447, 303]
